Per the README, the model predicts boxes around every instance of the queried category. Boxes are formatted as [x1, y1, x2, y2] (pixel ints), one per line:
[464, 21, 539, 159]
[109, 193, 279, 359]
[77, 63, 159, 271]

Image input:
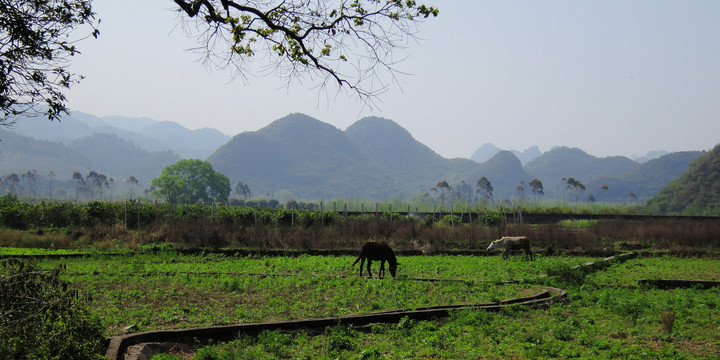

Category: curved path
[106, 287, 566, 360]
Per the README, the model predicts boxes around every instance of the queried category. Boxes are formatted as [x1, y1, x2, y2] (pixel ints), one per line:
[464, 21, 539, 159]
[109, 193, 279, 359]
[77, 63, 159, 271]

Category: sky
[65, 0, 720, 160]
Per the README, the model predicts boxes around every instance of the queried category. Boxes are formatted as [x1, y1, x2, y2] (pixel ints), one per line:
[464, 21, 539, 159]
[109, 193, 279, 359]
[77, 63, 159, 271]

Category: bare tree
[173, 0, 438, 106]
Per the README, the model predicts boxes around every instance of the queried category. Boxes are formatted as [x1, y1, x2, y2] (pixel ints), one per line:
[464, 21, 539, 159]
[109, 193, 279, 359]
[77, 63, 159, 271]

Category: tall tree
[3, 173, 20, 195]
[476, 176, 493, 201]
[529, 178, 544, 199]
[566, 177, 586, 204]
[234, 181, 252, 199]
[1, 0, 99, 124]
[71, 171, 86, 199]
[46, 170, 55, 197]
[125, 176, 139, 199]
[432, 180, 450, 207]
[453, 180, 474, 204]
[151, 159, 231, 204]
[173, 0, 438, 104]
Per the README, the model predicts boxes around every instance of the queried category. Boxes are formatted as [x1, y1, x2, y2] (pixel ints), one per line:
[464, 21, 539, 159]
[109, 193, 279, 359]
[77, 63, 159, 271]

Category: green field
[10, 251, 720, 359]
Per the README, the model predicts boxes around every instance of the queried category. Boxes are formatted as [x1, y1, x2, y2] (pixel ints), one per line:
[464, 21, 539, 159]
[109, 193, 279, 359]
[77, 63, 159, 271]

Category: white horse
[486, 236, 534, 260]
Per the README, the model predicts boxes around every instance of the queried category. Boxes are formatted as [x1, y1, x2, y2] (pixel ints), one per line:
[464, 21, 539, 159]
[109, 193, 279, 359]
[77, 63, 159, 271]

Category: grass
[137, 254, 719, 359]
[35, 253, 579, 336]
[16, 250, 720, 358]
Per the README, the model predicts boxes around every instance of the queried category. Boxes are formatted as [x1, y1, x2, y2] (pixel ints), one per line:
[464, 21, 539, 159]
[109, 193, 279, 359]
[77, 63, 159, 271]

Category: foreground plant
[0, 258, 105, 360]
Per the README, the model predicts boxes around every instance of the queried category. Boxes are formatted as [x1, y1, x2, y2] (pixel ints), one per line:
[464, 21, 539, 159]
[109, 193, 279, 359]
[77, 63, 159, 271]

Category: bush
[0, 258, 106, 360]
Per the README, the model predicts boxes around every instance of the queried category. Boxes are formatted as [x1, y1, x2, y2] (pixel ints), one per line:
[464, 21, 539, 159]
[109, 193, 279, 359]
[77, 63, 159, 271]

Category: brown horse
[486, 236, 534, 260]
[351, 242, 397, 278]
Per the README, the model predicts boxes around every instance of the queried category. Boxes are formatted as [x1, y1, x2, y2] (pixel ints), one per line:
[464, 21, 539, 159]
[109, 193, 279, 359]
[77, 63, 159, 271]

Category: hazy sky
[65, 0, 720, 159]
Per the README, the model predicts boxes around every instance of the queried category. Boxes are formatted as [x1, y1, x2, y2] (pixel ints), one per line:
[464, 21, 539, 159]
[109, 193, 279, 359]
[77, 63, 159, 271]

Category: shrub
[0, 258, 106, 360]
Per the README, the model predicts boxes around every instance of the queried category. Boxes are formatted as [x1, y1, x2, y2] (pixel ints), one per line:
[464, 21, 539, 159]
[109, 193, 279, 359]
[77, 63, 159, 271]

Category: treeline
[0, 195, 507, 231]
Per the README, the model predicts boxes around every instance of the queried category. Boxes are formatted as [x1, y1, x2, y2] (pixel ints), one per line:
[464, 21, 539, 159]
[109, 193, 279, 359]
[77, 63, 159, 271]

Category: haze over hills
[9, 111, 230, 159]
[0, 111, 707, 203]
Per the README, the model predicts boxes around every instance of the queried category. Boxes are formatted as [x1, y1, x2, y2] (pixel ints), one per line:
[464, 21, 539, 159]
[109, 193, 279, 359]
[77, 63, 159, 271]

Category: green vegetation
[161, 255, 719, 359]
[151, 159, 231, 204]
[644, 144, 720, 215]
[0, 258, 106, 360]
[10, 253, 716, 359]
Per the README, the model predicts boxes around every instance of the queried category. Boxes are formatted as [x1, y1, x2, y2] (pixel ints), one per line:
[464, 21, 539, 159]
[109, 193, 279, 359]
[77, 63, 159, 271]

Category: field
[10, 250, 720, 359]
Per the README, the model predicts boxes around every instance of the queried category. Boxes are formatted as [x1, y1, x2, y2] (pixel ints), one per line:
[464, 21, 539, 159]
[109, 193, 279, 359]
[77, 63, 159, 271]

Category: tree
[1, 0, 99, 125]
[3, 173, 20, 195]
[431, 180, 450, 207]
[516, 180, 526, 201]
[126, 176, 139, 199]
[71, 171, 86, 199]
[46, 170, 55, 197]
[234, 181, 252, 199]
[476, 176, 493, 201]
[600, 184, 609, 202]
[151, 159, 231, 204]
[529, 178, 544, 199]
[566, 177, 586, 204]
[453, 180, 474, 204]
[173, 0, 438, 104]
[3, 0, 437, 126]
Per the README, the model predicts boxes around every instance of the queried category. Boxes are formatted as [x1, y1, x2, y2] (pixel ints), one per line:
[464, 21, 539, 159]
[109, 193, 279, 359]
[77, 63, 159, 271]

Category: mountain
[207, 113, 406, 200]
[0, 129, 92, 176]
[2, 111, 704, 204]
[470, 143, 542, 164]
[584, 151, 704, 203]
[139, 121, 230, 159]
[345, 117, 471, 189]
[512, 146, 543, 164]
[463, 150, 533, 199]
[523, 147, 638, 197]
[67, 133, 179, 182]
[10, 111, 230, 159]
[643, 145, 720, 215]
[633, 150, 669, 163]
[0, 129, 179, 197]
[470, 143, 502, 163]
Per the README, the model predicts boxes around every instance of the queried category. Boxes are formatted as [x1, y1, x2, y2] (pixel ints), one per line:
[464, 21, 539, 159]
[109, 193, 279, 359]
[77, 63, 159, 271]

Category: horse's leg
[359, 257, 365, 276]
[366, 259, 373, 277]
[379, 260, 385, 277]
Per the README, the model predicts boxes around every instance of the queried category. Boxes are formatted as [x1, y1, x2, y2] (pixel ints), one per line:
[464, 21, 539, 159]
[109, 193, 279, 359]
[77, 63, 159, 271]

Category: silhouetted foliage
[0, 258, 105, 359]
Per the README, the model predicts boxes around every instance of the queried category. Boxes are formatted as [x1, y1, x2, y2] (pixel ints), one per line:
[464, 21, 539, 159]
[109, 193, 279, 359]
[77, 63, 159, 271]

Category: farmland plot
[29, 253, 583, 336]
[18, 252, 720, 358]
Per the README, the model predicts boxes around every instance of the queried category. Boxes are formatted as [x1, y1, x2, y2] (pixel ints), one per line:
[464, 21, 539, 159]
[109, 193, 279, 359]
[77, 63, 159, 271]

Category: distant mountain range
[0, 111, 708, 203]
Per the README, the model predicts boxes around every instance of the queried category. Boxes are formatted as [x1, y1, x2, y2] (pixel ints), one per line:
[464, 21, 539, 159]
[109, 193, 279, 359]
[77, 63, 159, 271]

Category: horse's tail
[351, 255, 362, 267]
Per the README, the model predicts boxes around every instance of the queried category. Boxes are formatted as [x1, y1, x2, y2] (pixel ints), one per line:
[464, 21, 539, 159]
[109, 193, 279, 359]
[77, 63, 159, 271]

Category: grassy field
[9, 250, 719, 359]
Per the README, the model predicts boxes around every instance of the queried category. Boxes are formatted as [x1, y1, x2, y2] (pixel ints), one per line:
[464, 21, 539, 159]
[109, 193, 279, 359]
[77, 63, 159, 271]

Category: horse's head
[389, 261, 397, 277]
[487, 238, 505, 251]
[486, 240, 498, 251]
